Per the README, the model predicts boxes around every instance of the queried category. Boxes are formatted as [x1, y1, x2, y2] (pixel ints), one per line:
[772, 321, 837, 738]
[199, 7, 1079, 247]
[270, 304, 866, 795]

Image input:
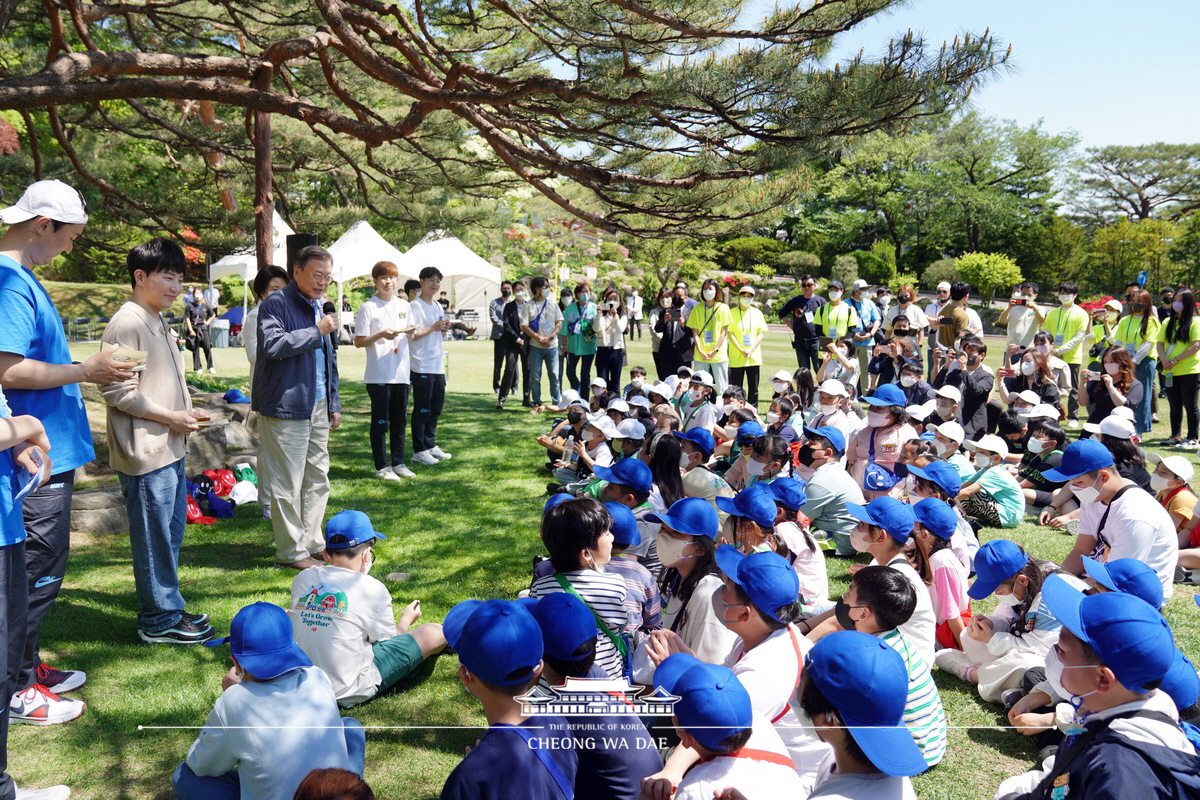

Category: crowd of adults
[0, 179, 1197, 799]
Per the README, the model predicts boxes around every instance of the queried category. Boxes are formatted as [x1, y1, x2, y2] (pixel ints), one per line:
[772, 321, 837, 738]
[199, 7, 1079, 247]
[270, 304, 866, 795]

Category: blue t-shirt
[0, 255, 94, 473]
[0, 388, 23, 546]
[310, 299, 327, 403]
[441, 715, 578, 800]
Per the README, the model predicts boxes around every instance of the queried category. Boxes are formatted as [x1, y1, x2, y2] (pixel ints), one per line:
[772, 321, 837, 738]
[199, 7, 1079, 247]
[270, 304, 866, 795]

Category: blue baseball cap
[223, 388, 251, 404]
[805, 632, 928, 777]
[674, 428, 715, 458]
[912, 497, 957, 540]
[1041, 439, 1114, 482]
[645, 497, 719, 539]
[324, 510, 388, 549]
[1161, 649, 1200, 713]
[1043, 575, 1175, 693]
[523, 593, 598, 663]
[654, 654, 752, 751]
[544, 493, 572, 514]
[735, 420, 765, 444]
[904, 461, 961, 497]
[715, 485, 778, 530]
[593, 459, 653, 494]
[845, 497, 915, 544]
[205, 602, 312, 680]
[1082, 556, 1163, 609]
[603, 502, 641, 547]
[714, 546, 800, 622]
[862, 384, 906, 407]
[967, 539, 1027, 599]
[766, 477, 807, 512]
[803, 425, 845, 456]
[443, 599, 543, 686]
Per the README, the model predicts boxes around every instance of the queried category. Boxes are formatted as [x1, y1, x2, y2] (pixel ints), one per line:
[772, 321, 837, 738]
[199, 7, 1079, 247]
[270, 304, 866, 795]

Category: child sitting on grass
[909, 497, 970, 650]
[594, 458, 663, 579]
[959, 434, 1025, 529]
[765, 477, 829, 613]
[289, 511, 446, 708]
[599, 502, 662, 635]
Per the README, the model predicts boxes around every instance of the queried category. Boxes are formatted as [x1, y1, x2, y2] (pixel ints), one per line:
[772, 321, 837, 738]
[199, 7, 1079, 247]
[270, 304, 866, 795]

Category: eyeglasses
[802, 282, 816, 288]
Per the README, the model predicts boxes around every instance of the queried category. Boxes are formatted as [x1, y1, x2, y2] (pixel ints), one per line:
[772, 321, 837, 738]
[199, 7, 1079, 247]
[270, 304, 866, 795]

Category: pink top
[928, 548, 970, 623]
[846, 421, 917, 500]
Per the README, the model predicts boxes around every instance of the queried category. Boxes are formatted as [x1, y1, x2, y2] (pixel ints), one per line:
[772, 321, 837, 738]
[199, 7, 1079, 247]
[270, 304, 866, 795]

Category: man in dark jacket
[777, 274, 827, 373]
[497, 280, 529, 409]
[253, 245, 341, 569]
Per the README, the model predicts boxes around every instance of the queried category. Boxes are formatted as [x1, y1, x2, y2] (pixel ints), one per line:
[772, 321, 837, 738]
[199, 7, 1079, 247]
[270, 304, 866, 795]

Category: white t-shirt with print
[355, 295, 411, 384]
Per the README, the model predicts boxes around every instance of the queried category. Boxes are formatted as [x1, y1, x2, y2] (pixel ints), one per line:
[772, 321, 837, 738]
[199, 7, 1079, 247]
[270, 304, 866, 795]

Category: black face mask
[797, 445, 818, 467]
[1130, 302, 1143, 312]
[894, 328, 911, 337]
[501, 289, 511, 297]
[967, 355, 980, 366]
[567, 410, 583, 425]
[834, 596, 857, 631]
[899, 295, 912, 304]
[673, 297, 685, 308]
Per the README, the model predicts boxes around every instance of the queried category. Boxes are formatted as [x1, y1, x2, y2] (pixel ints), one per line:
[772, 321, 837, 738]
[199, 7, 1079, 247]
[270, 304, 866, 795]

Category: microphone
[322, 301, 335, 315]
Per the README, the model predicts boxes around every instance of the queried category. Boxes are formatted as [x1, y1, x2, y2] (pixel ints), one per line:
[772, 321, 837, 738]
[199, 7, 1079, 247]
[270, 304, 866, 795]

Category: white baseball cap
[850, 279, 869, 291]
[937, 281, 952, 292]
[606, 398, 630, 414]
[559, 389, 582, 406]
[228, 480, 259, 506]
[1014, 390, 1041, 407]
[0, 180, 88, 226]
[1028, 404, 1060, 420]
[613, 419, 647, 440]
[738, 286, 756, 296]
[771, 370, 793, 384]
[1083, 416, 1136, 440]
[648, 381, 673, 399]
[932, 420, 966, 444]
[628, 395, 652, 409]
[1111, 406, 1136, 422]
[1148, 452, 1194, 483]
[816, 379, 849, 398]
[931, 385, 962, 404]
[963, 433, 1009, 458]
[589, 377, 607, 390]
[663, 375, 680, 392]
[586, 413, 618, 439]
[689, 370, 714, 387]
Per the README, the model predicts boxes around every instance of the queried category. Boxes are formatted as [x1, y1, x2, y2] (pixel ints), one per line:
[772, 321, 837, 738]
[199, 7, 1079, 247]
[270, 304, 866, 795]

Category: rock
[224, 420, 256, 451]
[71, 505, 128, 534]
[72, 487, 124, 511]
[225, 454, 257, 473]
[186, 425, 227, 473]
[225, 402, 251, 423]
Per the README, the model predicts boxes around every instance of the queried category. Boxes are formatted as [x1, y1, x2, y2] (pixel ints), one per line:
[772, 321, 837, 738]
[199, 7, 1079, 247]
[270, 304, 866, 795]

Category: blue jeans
[119, 459, 187, 633]
[1135, 358, 1156, 434]
[528, 346, 560, 406]
[172, 718, 366, 800]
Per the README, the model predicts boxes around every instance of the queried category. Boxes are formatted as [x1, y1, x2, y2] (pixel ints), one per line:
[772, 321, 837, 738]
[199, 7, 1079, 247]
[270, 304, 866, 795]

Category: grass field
[11, 327, 1196, 799]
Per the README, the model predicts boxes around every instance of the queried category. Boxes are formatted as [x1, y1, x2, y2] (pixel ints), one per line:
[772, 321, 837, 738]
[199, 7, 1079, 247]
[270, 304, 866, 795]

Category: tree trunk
[253, 65, 273, 271]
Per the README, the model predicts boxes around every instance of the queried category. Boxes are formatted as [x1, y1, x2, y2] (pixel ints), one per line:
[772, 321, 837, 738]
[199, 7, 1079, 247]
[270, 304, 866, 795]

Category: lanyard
[702, 304, 719, 334]
[485, 724, 573, 799]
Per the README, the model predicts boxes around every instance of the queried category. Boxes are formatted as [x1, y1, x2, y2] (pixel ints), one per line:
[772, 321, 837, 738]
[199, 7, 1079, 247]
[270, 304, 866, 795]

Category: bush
[718, 236, 788, 272]
[921, 258, 959, 289]
[776, 250, 821, 279]
[850, 250, 896, 285]
[831, 255, 858, 287]
[889, 272, 920, 293]
[218, 275, 245, 307]
[955, 252, 1023, 302]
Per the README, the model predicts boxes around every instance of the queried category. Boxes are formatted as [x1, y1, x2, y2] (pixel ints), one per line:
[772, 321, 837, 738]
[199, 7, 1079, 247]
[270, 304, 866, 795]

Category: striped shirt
[530, 569, 629, 679]
[879, 628, 947, 767]
[605, 555, 663, 633]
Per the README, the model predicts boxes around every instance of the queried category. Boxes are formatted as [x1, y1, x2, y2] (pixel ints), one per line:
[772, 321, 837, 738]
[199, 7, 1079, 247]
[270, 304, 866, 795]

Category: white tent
[402, 231, 502, 317]
[207, 209, 296, 316]
[326, 220, 408, 318]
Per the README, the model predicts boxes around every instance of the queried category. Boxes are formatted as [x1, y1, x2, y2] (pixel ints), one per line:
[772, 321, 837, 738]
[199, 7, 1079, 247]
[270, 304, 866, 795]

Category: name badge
[742, 333, 752, 347]
[704, 331, 714, 344]
[1125, 343, 1136, 355]
[804, 311, 815, 324]
[829, 327, 839, 339]
[1055, 334, 1065, 346]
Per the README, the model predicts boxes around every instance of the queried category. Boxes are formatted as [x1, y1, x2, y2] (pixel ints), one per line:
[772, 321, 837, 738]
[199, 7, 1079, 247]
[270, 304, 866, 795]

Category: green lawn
[16, 329, 1195, 799]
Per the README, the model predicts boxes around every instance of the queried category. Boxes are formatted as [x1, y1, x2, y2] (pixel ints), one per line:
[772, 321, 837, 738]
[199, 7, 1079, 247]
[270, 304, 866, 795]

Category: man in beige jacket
[101, 238, 214, 644]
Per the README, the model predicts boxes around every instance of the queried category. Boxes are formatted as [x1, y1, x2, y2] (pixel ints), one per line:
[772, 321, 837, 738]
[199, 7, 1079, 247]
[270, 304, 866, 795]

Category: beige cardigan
[100, 301, 191, 476]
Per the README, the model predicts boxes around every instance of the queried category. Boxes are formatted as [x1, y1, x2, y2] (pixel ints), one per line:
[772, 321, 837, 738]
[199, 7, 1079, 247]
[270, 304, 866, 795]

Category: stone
[186, 425, 227, 473]
[224, 420, 256, 452]
[71, 505, 128, 534]
[72, 487, 124, 511]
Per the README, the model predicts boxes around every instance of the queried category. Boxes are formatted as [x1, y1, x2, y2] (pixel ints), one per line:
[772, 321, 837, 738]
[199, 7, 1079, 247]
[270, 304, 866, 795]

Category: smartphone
[1011, 298, 1026, 307]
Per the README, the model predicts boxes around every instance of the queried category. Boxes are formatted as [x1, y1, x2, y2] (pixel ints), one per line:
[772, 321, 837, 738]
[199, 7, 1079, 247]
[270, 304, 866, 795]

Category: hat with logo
[521, 593, 598, 663]
[205, 602, 312, 680]
[603, 502, 641, 547]
[803, 425, 846, 456]
[1082, 556, 1163, 609]
[0, 180, 88, 226]
[846, 497, 915, 544]
[592, 458, 653, 494]
[714, 546, 800, 622]
[715, 485, 779, 530]
[674, 428, 715, 458]
[1043, 575, 1175, 693]
[654, 654, 752, 751]
[645, 497, 718, 539]
[804, 632, 928, 777]
[325, 510, 388, 549]
[968, 539, 1027, 599]
[1041, 439, 1114, 482]
[443, 598, 544, 686]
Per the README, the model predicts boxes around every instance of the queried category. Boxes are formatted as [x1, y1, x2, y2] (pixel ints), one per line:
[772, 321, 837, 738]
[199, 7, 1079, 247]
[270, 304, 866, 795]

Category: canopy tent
[207, 209, 295, 316]
[325, 220, 408, 317]
[402, 231, 502, 317]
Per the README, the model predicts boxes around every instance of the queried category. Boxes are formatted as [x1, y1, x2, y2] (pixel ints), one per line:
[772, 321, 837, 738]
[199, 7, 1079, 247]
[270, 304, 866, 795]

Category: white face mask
[1015, 405, 1034, 418]
[679, 450, 694, 470]
[1044, 647, 1099, 707]
[773, 381, 790, 393]
[739, 296, 751, 308]
[974, 453, 993, 471]
[932, 439, 951, 457]
[632, 377, 644, 387]
[688, 388, 704, 403]
[1150, 473, 1173, 493]
[766, 411, 780, 424]
[818, 402, 839, 416]
[1021, 360, 1037, 376]
[850, 526, 873, 553]
[702, 288, 716, 301]
[1058, 294, 1074, 305]
[592, 387, 604, 397]
[828, 290, 842, 302]
[724, 424, 739, 440]
[746, 458, 768, 477]
[580, 430, 594, 444]
[900, 375, 917, 388]
[935, 401, 955, 418]
[655, 533, 693, 567]
[1027, 437, 1051, 455]
[514, 292, 526, 302]
[1073, 475, 1102, 505]
[721, 403, 735, 416]
[867, 411, 891, 428]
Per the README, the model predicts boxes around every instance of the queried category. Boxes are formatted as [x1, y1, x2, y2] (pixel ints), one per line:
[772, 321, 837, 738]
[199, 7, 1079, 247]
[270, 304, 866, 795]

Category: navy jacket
[252, 282, 340, 419]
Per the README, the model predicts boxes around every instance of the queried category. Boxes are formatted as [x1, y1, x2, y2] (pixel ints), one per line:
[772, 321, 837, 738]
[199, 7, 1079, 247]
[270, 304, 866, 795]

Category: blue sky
[745, 0, 1199, 149]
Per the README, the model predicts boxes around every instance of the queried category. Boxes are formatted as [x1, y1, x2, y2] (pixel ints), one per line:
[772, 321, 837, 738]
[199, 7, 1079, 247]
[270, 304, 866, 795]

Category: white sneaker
[209, 368, 218, 375]
[375, 467, 403, 482]
[430, 446, 452, 461]
[392, 464, 416, 478]
[1067, 419, 1080, 430]
[10, 684, 85, 725]
[262, 506, 272, 520]
[933, 648, 973, 678]
[411, 450, 440, 466]
[15, 786, 71, 800]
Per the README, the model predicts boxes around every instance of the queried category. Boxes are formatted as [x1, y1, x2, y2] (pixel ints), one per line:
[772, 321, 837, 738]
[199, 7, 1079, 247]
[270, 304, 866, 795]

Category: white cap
[738, 285, 756, 296]
[1082, 416, 1136, 440]
[648, 381, 673, 399]
[908, 401, 937, 419]
[606, 398, 630, 414]
[963, 433, 1009, 458]
[1014, 390, 1041, 407]
[228, 480, 258, 506]
[932, 420, 966, 444]
[850, 279, 869, 291]
[589, 377, 607, 390]
[1103, 299, 1122, 312]
[586, 413, 618, 439]
[771, 370, 793, 384]
[1111, 406, 1136, 422]
[559, 389, 582, 406]
[931, 385, 962, 404]
[816, 379, 849, 398]
[663, 375, 680, 391]
[1028, 404, 1060, 420]
[1148, 452, 1195, 483]
[937, 281, 952, 291]
[613, 419, 647, 440]
[566, 397, 588, 408]
[628, 395, 652, 409]
[690, 370, 714, 387]
[0, 180, 88, 226]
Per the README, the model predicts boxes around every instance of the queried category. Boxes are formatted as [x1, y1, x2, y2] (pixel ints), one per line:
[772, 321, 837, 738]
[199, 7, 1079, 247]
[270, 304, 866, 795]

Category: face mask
[900, 375, 916, 388]
[995, 588, 1023, 606]
[1021, 360, 1037, 376]
[1036, 345, 1051, 355]
[632, 377, 645, 388]
[724, 424, 739, 440]
[576, 292, 589, 304]
[673, 297, 684, 308]
[1173, 300, 1184, 313]
[688, 388, 704, 403]
[655, 533, 693, 568]
[501, 288, 511, 297]
[818, 402, 839, 416]
[835, 347, 848, 358]
[721, 403, 736, 416]
[936, 401, 955, 418]
[966, 355, 980, 367]
[679, 450, 694, 470]
[899, 295, 911, 304]
[739, 296, 751, 308]
[592, 387, 604, 397]
[1045, 648, 1100, 707]
[797, 445, 818, 467]
[515, 292, 526, 302]
[567, 410, 583, 425]
[1130, 302, 1143, 312]
[1027, 436, 1051, 454]
[766, 411, 780, 424]
[1015, 405, 1034, 418]
[828, 290, 842, 302]
[580, 430, 594, 444]
[867, 411, 891, 428]
[974, 454, 993, 471]
[746, 458, 767, 477]
[1103, 362, 1120, 376]
[702, 288, 716, 301]
[1150, 473, 1172, 492]
[879, 297, 891, 308]
[1059, 294, 1074, 305]
[661, 298, 672, 308]
[850, 525, 873, 553]
[772, 381, 790, 393]
[932, 439, 951, 457]
[1073, 475, 1102, 505]
[834, 596, 858, 630]
[894, 328, 911, 337]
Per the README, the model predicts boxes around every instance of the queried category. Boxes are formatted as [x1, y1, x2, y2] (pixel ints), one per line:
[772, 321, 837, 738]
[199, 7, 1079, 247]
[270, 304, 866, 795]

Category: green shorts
[372, 633, 424, 691]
